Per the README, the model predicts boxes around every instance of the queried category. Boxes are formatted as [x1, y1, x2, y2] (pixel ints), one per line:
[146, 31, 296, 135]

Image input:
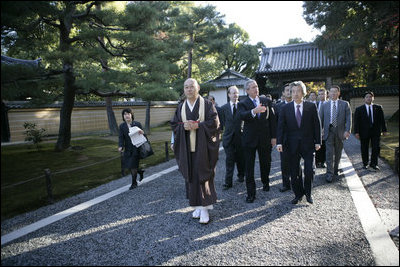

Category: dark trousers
[360, 135, 380, 167]
[224, 142, 245, 185]
[289, 144, 314, 199]
[315, 140, 326, 165]
[280, 149, 291, 188]
[244, 140, 271, 198]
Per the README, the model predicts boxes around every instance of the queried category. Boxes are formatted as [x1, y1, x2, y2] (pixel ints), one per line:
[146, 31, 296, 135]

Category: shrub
[23, 122, 46, 150]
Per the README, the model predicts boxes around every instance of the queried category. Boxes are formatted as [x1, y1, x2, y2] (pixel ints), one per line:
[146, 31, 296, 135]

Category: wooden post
[395, 146, 399, 174]
[145, 101, 150, 135]
[165, 141, 169, 162]
[44, 169, 54, 203]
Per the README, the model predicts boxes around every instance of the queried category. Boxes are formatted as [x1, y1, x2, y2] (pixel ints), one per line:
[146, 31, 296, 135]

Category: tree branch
[75, 88, 136, 98]
[72, 1, 98, 19]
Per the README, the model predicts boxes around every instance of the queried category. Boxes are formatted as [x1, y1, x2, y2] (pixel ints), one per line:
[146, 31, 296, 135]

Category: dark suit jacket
[219, 102, 242, 147]
[118, 121, 144, 154]
[354, 104, 387, 139]
[277, 101, 321, 155]
[238, 96, 276, 148]
[275, 101, 291, 146]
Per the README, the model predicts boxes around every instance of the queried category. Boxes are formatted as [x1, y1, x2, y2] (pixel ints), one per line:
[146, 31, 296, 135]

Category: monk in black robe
[171, 78, 220, 224]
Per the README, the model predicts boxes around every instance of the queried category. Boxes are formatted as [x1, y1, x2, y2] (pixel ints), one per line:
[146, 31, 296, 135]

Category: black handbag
[139, 140, 154, 159]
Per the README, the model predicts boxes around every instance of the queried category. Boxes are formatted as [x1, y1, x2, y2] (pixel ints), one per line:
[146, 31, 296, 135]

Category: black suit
[219, 101, 245, 185]
[354, 104, 387, 167]
[277, 101, 321, 199]
[275, 101, 291, 189]
[238, 96, 276, 199]
[315, 101, 326, 165]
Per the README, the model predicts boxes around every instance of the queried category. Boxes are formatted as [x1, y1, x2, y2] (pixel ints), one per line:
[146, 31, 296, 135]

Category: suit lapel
[289, 102, 297, 127]
[300, 102, 307, 128]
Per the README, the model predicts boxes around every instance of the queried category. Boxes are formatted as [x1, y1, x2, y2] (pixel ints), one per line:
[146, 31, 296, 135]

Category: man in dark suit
[274, 83, 292, 193]
[219, 86, 245, 189]
[277, 81, 321, 204]
[354, 91, 388, 171]
[238, 80, 276, 203]
[315, 88, 327, 168]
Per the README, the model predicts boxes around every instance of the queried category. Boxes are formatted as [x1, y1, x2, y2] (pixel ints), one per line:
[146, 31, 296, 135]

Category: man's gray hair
[244, 79, 256, 90]
[289, 81, 307, 96]
[228, 85, 239, 94]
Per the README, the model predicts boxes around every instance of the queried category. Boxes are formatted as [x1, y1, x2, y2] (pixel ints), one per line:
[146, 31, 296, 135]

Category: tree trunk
[55, 4, 75, 151]
[187, 33, 194, 78]
[55, 62, 75, 151]
[95, 4, 118, 136]
[106, 96, 119, 135]
[145, 101, 151, 135]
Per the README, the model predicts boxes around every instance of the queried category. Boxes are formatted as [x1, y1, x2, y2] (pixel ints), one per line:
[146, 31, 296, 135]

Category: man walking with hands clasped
[354, 91, 387, 171]
[277, 81, 321, 204]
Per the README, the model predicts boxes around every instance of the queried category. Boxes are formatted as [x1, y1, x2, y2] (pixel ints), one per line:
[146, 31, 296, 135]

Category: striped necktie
[332, 101, 337, 127]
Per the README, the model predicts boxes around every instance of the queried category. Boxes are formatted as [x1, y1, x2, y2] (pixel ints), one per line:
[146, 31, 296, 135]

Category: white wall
[209, 88, 247, 107]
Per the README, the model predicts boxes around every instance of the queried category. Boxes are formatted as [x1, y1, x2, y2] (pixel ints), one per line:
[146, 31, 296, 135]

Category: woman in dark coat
[118, 108, 145, 189]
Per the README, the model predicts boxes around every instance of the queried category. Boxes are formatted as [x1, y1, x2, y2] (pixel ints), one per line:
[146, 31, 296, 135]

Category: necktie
[332, 101, 337, 127]
[369, 105, 373, 127]
[252, 99, 260, 118]
[296, 104, 301, 128]
[233, 103, 237, 116]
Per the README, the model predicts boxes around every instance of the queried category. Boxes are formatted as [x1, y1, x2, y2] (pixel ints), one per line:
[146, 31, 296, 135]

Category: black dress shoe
[138, 169, 145, 182]
[129, 184, 137, 190]
[263, 184, 270, 191]
[246, 196, 255, 203]
[369, 165, 380, 171]
[237, 176, 244, 183]
[325, 175, 333, 183]
[291, 197, 302, 204]
[306, 195, 313, 204]
[223, 184, 232, 190]
[362, 165, 369, 170]
[279, 186, 291, 193]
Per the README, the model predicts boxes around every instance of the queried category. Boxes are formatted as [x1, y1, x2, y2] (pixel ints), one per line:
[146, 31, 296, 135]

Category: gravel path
[2, 135, 397, 265]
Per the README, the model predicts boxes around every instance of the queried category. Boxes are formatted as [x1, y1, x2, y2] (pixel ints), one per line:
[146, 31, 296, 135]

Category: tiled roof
[345, 85, 399, 97]
[205, 69, 250, 88]
[1, 55, 42, 68]
[257, 43, 355, 74]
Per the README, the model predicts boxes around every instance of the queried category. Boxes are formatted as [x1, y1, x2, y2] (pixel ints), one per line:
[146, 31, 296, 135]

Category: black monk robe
[170, 96, 220, 207]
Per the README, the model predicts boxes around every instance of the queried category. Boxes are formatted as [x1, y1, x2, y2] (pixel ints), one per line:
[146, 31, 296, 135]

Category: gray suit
[319, 99, 351, 180]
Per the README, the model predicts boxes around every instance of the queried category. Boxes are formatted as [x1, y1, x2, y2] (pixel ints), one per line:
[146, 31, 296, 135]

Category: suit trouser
[315, 140, 326, 164]
[289, 146, 314, 198]
[325, 126, 343, 177]
[224, 142, 245, 185]
[360, 135, 380, 167]
[244, 141, 271, 197]
[280, 149, 291, 188]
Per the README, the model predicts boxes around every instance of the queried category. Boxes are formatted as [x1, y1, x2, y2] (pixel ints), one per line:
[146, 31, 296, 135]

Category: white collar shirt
[293, 101, 304, 116]
[230, 101, 238, 114]
[186, 97, 199, 112]
[365, 103, 374, 123]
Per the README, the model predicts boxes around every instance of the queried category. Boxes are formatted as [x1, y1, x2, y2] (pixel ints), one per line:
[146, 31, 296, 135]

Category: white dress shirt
[293, 101, 304, 116]
[230, 101, 238, 114]
[365, 104, 374, 123]
[250, 96, 260, 117]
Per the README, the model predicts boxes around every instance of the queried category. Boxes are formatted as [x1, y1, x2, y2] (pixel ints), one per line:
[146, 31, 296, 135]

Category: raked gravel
[2, 141, 377, 265]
